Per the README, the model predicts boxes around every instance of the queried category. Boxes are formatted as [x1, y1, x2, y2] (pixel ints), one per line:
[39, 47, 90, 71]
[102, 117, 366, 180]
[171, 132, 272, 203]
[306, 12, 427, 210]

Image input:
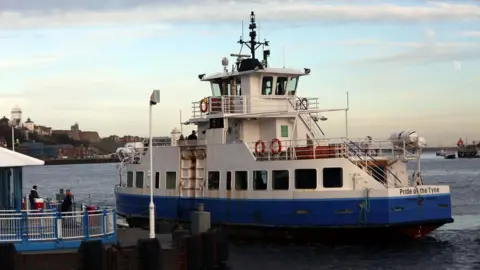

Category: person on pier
[61, 191, 73, 213]
[187, 130, 197, 140]
[28, 185, 39, 209]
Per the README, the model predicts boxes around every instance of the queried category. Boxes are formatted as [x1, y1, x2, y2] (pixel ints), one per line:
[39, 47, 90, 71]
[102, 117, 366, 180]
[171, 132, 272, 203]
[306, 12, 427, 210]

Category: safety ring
[270, 138, 282, 155]
[301, 98, 309, 109]
[254, 140, 266, 155]
[199, 97, 208, 113]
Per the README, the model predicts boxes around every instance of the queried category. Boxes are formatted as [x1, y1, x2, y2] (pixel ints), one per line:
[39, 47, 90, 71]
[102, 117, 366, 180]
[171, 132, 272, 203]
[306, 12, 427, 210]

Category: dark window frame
[272, 170, 289, 190]
[135, 171, 144, 188]
[155, 172, 160, 189]
[166, 171, 177, 190]
[294, 169, 317, 189]
[323, 168, 343, 188]
[126, 171, 134, 187]
[235, 171, 248, 190]
[252, 170, 268, 190]
[208, 171, 220, 190]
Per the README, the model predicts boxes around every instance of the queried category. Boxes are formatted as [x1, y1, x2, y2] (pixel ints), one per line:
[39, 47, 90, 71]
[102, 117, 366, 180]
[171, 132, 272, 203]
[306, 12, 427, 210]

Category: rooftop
[0, 147, 45, 167]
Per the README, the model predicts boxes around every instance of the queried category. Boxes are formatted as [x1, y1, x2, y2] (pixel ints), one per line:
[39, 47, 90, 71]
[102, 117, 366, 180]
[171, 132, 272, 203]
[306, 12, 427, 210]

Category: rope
[359, 188, 371, 224]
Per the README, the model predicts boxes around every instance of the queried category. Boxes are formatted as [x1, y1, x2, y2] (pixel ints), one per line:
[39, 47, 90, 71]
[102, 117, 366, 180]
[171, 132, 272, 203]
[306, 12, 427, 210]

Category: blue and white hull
[115, 185, 453, 240]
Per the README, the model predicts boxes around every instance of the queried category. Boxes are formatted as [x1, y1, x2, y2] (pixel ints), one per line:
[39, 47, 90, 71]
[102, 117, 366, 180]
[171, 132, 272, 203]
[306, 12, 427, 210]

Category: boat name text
[399, 187, 440, 195]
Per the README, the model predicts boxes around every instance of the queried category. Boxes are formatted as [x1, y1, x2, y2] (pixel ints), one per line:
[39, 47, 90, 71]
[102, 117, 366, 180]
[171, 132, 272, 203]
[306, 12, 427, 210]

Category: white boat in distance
[114, 12, 453, 242]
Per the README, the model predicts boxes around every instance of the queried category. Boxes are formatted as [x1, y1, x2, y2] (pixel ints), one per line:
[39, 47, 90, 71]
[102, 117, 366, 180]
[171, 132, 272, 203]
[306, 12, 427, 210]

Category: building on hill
[52, 122, 100, 143]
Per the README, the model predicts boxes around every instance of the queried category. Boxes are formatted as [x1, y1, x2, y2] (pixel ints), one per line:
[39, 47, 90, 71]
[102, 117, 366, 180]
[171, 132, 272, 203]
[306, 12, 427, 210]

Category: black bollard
[137, 238, 161, 270]
[185, 234, 201, 270]
[201, 230, 216, 269]
[0, 243, 16, 270]
[215, 229, 229, 264]
[79, 240, 105, 270]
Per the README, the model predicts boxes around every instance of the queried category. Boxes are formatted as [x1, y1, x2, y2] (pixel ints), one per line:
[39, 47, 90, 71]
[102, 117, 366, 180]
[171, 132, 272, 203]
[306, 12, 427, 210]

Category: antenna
[238, 11, 269, 63]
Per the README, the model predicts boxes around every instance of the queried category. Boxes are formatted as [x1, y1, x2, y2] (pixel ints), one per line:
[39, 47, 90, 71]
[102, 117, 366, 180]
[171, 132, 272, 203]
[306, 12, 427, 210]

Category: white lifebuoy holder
[270, 138, 282, 155]
[301, 98, 309, 109]
[254, 140, 266, 155]
[199, 97, 208, 113]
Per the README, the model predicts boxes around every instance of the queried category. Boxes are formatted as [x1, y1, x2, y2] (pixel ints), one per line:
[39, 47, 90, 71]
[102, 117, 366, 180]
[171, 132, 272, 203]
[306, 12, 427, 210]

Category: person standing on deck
[28, 185, 39, 209]
[187, 130, 197, 140]
[61, 191, 73, 213]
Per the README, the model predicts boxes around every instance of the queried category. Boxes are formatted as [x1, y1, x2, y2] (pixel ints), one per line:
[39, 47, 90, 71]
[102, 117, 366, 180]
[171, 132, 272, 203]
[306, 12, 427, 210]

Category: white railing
[191, 95, 320, 119]
[0, 209, 116, 243]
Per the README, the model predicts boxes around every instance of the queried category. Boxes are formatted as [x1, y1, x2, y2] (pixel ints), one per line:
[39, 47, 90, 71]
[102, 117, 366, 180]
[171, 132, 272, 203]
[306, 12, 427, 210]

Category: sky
[0, 0, 479, 146]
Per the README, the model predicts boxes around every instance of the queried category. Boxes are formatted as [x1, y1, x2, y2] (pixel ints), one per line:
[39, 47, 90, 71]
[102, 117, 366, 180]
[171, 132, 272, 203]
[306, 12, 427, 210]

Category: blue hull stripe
[116, 193, 453, 227]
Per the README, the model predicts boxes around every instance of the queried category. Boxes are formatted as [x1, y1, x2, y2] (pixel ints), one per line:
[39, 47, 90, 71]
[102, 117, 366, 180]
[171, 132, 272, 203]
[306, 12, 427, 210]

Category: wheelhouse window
[272, 170, 289, 190]
[253, 170, 268, 190]
[261, 76, 273, 95]
[276, 77, 288, 95]
[135, 171, 144, 188]
[295, 169, 317, 189]
[208, 171, 220, 190]
[235, 171, 248, 190]
[155, 172, 160, 189]
[323, 168, 343, 188]
[226, 171, 232, 190]
[126, 171, 134, 187]
[287, 76, 299, 95]
[166, 171, 177, 189]
[212, 81, 222, 97]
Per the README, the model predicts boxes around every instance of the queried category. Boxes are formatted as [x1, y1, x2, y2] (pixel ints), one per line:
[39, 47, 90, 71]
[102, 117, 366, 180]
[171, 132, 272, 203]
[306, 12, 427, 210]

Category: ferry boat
[114, 12, 453, 241]
[457, 138, 479, 158]
[0, 146, 117, 252]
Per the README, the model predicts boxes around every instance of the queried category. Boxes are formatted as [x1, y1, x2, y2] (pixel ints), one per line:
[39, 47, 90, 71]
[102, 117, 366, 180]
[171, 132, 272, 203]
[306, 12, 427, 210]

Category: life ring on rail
[270, 138, 282, 155]
[301, 98, 309, 109]
[199, 98, 208, 113]
[254, 140, 266, 155]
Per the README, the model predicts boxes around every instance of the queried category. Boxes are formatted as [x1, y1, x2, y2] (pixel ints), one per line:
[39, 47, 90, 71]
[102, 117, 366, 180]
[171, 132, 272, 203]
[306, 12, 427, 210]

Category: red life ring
[199, 98, 208, 113]
[270, 138, 282, 155]
[254, 140, 265, 155]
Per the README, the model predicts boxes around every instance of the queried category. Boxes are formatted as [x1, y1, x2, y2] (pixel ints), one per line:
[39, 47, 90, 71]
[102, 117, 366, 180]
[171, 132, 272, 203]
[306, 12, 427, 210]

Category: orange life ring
[199, 98, 208, 113]
[254, 140, 266, 155]
[270, 138, 282, 155]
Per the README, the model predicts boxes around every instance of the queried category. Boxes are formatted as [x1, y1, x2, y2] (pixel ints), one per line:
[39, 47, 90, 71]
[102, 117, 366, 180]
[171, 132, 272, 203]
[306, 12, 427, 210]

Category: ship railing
[191, 95, 320, 119]
[247, 138, 419, 160]
[0, 208, 116, 243]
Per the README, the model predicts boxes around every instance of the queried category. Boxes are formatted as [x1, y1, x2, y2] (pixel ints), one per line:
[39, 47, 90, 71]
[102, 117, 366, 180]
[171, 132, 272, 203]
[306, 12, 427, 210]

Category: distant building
[10, 105, 22, 127]
[52, 122, 100, 143]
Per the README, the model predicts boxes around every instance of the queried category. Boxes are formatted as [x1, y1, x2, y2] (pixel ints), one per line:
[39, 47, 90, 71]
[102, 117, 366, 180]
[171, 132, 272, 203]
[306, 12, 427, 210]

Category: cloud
[462, 30, 480, 37]
[0, 1, 479, 29]
[351, 29, 480, 66]
[0, 54, 61, 69]
[453, 61, 462, 70]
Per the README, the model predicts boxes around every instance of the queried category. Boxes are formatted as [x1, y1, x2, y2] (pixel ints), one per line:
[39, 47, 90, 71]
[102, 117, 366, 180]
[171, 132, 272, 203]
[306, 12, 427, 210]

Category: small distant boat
[444, 153, 456, 159]
[456, 138, 479, 158]
[436, 150, 445, 157]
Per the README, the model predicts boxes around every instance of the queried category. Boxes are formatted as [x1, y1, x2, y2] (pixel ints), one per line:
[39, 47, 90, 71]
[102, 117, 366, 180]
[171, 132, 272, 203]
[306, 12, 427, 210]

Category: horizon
[0, 0, 479, 147]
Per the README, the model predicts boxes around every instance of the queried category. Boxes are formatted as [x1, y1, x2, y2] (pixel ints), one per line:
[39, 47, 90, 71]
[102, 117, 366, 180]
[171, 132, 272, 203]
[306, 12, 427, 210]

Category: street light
[148, 90, 160, 239]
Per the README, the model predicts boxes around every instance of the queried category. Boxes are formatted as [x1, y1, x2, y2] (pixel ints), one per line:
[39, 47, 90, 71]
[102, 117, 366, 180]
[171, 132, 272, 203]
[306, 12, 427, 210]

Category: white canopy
[0, 147, 44, 167]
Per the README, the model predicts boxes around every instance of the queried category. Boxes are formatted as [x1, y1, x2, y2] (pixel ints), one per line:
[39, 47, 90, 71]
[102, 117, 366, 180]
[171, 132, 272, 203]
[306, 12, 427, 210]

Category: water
[22, 153, 480, 269]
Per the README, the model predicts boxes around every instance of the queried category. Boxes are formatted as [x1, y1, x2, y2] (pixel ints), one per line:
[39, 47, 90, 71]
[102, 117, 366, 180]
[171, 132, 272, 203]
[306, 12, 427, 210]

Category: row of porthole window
[126, 168, 344, 190]
[207, 168, 343, 191]
[126, 171, 177, 189]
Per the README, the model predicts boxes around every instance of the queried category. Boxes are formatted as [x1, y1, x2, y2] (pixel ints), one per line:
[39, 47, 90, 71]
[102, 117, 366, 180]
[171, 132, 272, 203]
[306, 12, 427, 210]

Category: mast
[237, 11, 270, 67]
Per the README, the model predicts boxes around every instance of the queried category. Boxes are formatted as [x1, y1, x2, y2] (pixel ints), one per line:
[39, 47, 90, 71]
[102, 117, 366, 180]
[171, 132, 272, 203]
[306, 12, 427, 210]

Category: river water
[22, 153, 480, 270]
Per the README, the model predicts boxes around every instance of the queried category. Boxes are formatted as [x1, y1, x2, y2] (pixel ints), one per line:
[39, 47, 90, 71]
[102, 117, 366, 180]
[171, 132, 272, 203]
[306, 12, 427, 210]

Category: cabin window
[235, 171, 248, 190]
[212, 81, 221, 97]
[135, 171, 144, 188]
[208, 171, 220, 190]
[295, 169, 317, 189]
[261, 76, 273, 95]
[272, 170, 289, 190]
[226, 171, 232, 190]
[209, 118, 224, 129]
[166, 171, 177, 189]
[281, 125, 289, 137]
[126, 171, 134, 187]
[236, 78, 242, 95]
[253, 170, 268, 190]
[155, 172, 160, 189]
[323, 168, 343, 188]
[276, 77, 288, 95]
[287, 76, 299, 95]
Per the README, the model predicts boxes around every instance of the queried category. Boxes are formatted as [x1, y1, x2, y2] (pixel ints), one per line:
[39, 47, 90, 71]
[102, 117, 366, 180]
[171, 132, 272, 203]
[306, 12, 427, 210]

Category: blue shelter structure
[0, 147, 117, 252]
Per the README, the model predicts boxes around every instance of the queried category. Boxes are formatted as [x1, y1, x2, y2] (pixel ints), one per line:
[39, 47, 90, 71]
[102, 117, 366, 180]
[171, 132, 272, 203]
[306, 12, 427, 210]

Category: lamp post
[148, 90, 160, 239]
